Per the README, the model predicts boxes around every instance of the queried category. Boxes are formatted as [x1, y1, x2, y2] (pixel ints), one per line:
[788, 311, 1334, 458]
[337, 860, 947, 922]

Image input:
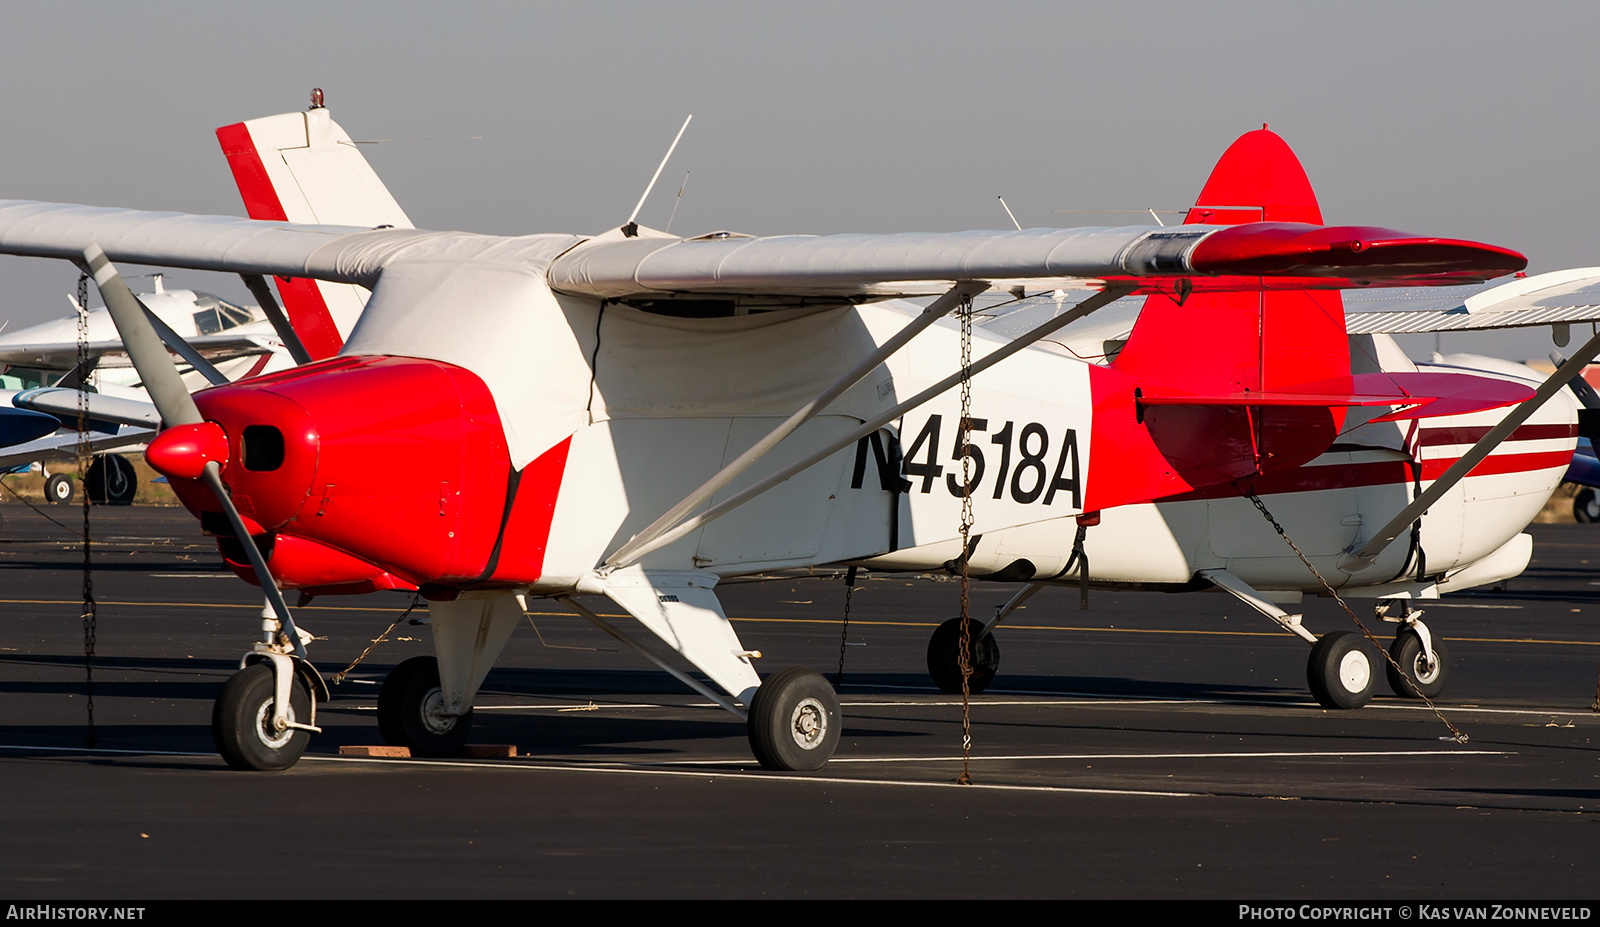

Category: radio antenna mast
[623, 115, 692, 237]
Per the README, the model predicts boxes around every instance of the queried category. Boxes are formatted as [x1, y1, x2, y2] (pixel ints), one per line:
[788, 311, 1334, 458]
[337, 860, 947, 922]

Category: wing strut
[240, 274, 314, 366]
[602, 284, 1136, 573]
[1341, 327, 1600, 571]
[602, 281, 988, 571]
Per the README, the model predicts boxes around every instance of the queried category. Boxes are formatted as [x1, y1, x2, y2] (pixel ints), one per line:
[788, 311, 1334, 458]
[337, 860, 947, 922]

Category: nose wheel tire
[1576, 487, 1600, 523]
[212, 662, 311, 771]
[926, 616, 1000, 694]
[45, 474, 73, 505]
[1386, 631, 1450, 699]
[85, 453, 137, 505]
[376, 656, 473, 757]
[1307, 630, 1375, 709]
[747, 667, 840, 771]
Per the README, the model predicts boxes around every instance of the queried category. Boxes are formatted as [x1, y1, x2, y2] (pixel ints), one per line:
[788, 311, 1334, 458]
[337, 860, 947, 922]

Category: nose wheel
[377, 656, 473, 756]
[1387, 630, 1450, 698]
[747, 667, 840, 771]
[212, 662, 311, 771]
[1306, 630, 1375, 709]
[926, 616, 1000, 694]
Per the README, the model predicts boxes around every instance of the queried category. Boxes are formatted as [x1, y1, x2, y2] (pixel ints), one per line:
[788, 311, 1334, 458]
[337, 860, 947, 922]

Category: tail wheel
[926, 616, 1000, 694]
[747, 667, 840, 771]
[1307, 630, 1375, 709]
[376, 656, 472, 756]
[1386, 631, 1450, 699]
[212, 662, 311, 771]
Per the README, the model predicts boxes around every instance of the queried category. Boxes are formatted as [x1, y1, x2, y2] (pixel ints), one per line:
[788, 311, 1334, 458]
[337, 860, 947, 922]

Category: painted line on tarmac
[2, 596, 1595, 648]
[301, 752, 1206, 797]
[0, 741, 1200, 797]
[819, 749, 1510, 764]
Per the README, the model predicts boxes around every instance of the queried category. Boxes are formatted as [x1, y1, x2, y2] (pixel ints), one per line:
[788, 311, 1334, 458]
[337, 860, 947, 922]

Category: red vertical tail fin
[1112, 128, 1350, 396]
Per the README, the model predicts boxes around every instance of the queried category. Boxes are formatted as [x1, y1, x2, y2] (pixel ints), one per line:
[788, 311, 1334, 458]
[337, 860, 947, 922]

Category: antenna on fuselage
[622, 115, 692, 238]
[997, 196, 1022, 231]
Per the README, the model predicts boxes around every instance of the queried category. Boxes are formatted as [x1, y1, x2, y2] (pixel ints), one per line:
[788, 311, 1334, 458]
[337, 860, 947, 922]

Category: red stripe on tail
[215, 121, 345, 361]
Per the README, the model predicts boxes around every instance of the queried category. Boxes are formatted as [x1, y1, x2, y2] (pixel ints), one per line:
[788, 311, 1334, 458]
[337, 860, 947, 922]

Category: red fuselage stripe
[1420, 423, 1577, 446]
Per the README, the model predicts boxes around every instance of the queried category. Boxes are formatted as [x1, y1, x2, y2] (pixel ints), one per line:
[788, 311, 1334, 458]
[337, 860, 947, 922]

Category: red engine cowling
[157, 355, 512, 590]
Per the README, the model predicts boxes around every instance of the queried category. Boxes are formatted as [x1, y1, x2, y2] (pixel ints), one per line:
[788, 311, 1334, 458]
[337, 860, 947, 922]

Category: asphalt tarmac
[4, 504, 1600, 899]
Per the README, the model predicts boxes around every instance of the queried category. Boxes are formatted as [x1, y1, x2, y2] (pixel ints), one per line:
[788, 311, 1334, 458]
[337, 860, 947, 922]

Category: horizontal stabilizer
[15, 388, 161, 428]
[1138, 372, 1533, 423]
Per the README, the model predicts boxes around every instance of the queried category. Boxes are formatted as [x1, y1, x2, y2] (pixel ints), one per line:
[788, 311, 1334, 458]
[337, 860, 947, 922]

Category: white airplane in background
[0, 93, 407, 505]
[0, 94, 1592, 775]
[0, 281, 289, 503]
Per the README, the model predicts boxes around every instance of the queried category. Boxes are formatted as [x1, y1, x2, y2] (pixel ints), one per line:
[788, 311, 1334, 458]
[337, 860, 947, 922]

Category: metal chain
[331, 593, 423, 684]
[0, 476, 86, 539]
[834, 565, 858, 687]
[1244, 491, 1466, 743]
[957, 297, 975, 784]
[76, 272, 97, 748]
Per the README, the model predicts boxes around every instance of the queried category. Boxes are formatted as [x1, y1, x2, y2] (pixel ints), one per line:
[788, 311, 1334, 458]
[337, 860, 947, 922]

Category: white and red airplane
[0, 97, 1585, 773]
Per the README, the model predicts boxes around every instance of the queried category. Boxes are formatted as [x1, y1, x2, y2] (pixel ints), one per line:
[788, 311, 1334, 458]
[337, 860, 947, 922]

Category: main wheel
[747, 667, 840, 771]
[926, 616, 1000, 694]
[85, 454, 137, 505]
[1576, 487, 1600, 523]
[1307, 630, 1375, 709]
[212, 662, 311, 771]
[1386, 630, 1450, 699]
[375, 656, 472, 756]
[44, 473, 73, 505]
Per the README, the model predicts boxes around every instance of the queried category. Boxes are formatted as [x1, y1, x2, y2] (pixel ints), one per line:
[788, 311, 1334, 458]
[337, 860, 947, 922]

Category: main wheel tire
[85, 454, 137, 505]
[926, 616, 1000, 694]
[44, 473, 73, 505]
[1386, 630, 1450, 699]
[375, 656, 472, 756]
[1576, 488, 1600, 523]
[1307, 630, 1375, 709]
[212, 662, 311, 771]
[747, 667, 841, 771]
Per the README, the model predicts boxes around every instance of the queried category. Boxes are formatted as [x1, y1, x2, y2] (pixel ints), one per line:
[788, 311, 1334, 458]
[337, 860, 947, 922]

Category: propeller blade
[201, 461, 307, 660]
[84, 244, 308, 660]
[83, 245, 201, 427]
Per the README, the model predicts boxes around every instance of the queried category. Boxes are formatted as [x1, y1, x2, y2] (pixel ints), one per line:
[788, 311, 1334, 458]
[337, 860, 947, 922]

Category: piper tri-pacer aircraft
[0, 98, 1579, 772]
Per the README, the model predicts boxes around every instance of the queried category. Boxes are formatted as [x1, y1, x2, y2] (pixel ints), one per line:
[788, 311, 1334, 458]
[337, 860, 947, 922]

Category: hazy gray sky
[2, 1, 1594, 359]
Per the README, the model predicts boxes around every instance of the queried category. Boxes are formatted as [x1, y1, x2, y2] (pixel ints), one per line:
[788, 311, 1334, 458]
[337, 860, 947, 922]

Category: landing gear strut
[211, 606, 325, 770]
[1377, 601, 1449, 699]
